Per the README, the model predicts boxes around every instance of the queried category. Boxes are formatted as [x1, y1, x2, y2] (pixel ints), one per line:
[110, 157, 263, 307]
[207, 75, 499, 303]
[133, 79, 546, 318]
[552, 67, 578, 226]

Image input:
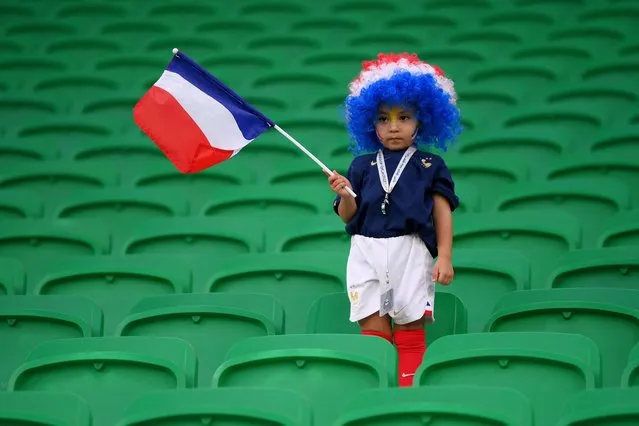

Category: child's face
[375, 105, 418, 151]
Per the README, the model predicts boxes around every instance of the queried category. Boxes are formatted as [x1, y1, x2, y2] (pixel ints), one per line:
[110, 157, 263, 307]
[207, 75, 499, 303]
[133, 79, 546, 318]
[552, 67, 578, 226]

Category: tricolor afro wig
[344, 52, 462, 155]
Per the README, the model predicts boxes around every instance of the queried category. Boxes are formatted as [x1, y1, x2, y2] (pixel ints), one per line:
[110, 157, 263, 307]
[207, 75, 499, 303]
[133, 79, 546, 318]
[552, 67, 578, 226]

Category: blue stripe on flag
[167, 52, 275, 140]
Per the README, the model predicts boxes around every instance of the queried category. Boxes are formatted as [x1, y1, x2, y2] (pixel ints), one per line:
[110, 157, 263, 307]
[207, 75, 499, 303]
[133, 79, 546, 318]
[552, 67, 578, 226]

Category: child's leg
[394, 316, 427, 387]
[358, 312, 393, 344]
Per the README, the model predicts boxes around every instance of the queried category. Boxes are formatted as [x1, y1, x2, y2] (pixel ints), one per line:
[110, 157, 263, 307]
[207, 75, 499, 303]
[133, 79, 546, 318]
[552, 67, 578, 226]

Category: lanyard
[376, 146, 416, 215]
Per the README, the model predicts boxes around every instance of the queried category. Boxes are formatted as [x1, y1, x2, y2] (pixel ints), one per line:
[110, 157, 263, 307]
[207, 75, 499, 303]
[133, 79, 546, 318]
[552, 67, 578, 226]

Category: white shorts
[346, 233, 436, 325]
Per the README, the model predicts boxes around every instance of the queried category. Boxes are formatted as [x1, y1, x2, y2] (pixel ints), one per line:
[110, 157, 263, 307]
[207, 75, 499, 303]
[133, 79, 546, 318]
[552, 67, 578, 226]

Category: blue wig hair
[344, 70, 462, 156]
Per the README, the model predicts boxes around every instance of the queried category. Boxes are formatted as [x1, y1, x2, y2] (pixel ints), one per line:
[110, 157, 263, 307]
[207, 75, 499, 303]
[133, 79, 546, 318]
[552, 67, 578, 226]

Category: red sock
[362, 329, 393, 345]
[394, 329, 426, 387]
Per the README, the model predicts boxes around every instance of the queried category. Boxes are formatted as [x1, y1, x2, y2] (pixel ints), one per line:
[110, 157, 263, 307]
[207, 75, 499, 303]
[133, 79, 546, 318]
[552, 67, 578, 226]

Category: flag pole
[273, 125, 357, 198]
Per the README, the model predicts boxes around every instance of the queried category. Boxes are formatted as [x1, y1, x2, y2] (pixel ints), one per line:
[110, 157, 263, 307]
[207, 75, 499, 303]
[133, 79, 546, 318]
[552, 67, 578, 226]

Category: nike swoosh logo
[401, 373, 415, 378]
[371, 160, 377, 166]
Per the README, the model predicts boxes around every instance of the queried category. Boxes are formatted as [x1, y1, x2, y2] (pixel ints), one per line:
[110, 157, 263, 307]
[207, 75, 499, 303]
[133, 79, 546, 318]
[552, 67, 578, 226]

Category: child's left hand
[432, 257, 454, 285]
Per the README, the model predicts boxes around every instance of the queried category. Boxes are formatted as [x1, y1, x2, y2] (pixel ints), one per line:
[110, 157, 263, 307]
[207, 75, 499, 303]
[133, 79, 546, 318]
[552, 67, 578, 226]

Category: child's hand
[432, 257, 454, 285]
[327, 170, 353, 198]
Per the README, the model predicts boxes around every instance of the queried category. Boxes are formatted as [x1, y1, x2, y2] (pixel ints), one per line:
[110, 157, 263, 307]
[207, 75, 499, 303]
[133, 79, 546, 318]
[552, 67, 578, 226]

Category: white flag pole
[273, 124, 357, 198]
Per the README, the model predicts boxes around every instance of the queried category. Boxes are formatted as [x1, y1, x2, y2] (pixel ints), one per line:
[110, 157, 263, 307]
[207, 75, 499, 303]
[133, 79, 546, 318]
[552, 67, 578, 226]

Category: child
[328, 53, 462, 387]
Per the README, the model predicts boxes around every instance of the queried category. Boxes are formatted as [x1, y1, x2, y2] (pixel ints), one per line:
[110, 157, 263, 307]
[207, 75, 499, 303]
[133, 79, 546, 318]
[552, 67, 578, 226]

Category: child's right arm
[327, 170, 357, 223]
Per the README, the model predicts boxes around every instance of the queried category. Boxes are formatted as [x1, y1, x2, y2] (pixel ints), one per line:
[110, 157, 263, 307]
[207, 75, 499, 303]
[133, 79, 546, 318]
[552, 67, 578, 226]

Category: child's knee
[358, 312, 392, 336]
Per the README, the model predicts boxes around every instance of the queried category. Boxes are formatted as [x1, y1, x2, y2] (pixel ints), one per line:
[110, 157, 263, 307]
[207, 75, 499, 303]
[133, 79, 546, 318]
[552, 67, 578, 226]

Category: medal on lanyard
[376, 146, 416, 215]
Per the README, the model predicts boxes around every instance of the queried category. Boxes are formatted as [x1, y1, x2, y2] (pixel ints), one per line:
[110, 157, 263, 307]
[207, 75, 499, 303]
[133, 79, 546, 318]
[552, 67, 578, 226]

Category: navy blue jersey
[333, 147, 459, 258]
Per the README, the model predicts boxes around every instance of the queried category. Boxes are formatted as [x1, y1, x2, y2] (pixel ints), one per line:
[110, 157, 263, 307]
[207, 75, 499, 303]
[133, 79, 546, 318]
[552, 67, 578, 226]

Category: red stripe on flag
[133, 86, 234, 173]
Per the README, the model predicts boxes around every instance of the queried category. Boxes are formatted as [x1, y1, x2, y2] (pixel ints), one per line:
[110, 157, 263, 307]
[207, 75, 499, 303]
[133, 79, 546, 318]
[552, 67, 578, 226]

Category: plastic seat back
[454, 212, 581, 287]
[486, 288, 639, 387]
[32, 255, 190, 335]
[335, 385, 533, 426]
[9, 336, 197, 426]
[118, 293, 284, 386]
[548, 248, 639, 291]
[201, 253, 345, 333]
[213, 334, 397, 425]
[0, 295, 101, 389]
[416, 332, 600, 426]
[557, 388, 639, 426]
[0, 391, 91, 426]
[117, 388, 312, 426]
[438, 248, 530, 331]
[622, 341, 639, 387]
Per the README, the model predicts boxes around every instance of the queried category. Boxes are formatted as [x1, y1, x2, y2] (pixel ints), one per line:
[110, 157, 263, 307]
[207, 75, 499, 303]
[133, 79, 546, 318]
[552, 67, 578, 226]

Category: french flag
[133, 50, 275, 173]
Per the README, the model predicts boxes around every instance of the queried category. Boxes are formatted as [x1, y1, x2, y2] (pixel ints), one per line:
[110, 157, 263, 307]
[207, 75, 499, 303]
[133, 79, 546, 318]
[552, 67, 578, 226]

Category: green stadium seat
[45, 36, 124, 59]
[0, 56, 67, 91]
[599, 212, 639, 249]
[0, 391, 91, 426]
[495, 178, 632, 244]
[454, 211, 581, 288]
[459, 128, 567, 165]
[30, 255, 190, 335]
[0, 140, 53, 168]
[267, 215, 349, 254]
[8, 336, 197, 426]
[195, 253, 345, 334]
[70, 138, 165, 165]
[196, 185, 326, 220]
[577, 6, 639, 39]
[446, 154, 527, 209]
[50, 188, 189, 221]
[589, 130, 639, 158]
[622, 341, 639, 387]
[117, 293, 284, 386]
[415, 332, 601, 426]
[557, 388, 639, 426]
[450, 29, 521, 65]
[0, 161, 119, 195]
[0, 257, 25, 295]
[511, 43, 594, 75]
[334, 385, 533, 426]
[194, 19, 268, 46]
[582, 59, 639, 92]
[0, 189, 44, 219]
[480, 9, 555, 42]
[212, 334, 397, 425]
[0, 219, 111, 259]
[291, 18, 361, 48]
[301, 49, 371, 86]
[146, 3, 217, 25]
[246, 36, 321, 63]
[502, 106, 602, 151]
[32, 72, 119, 100]
[0, 295, 102, 390]
[188, 53, 276, 92]
[123, 160, 250, 191]
[347, 32, 422, 56]
[455, 85, 519, 131]
[544, 84, 637, 126]
[307, 291, 468, 344]
[111, 218, 264, 256]
[0, 96, 58, 129]
[548, 25, 625, 56]
[548, 247, 639, 290]
[486, 288, 639, 387]
[546, 158, 639, 209]
[117, 388, 313, 426]
[439, 248, 530, 332]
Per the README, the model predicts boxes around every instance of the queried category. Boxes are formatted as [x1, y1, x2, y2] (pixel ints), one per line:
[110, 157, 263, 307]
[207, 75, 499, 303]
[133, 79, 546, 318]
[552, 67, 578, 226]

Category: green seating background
[1, 0, 638, 425]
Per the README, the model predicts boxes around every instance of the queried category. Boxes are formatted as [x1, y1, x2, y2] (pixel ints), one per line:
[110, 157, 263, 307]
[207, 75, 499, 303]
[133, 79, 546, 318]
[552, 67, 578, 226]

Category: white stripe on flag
[154, 70, 255, 151]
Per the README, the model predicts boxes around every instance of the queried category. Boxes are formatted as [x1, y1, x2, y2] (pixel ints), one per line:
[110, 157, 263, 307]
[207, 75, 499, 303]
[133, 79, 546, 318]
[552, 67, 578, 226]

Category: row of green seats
[1, 172, 637, 223]
[1, 386, 639, 426]
[2, 270, 637, 387]
[2, 332, 639, 424]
